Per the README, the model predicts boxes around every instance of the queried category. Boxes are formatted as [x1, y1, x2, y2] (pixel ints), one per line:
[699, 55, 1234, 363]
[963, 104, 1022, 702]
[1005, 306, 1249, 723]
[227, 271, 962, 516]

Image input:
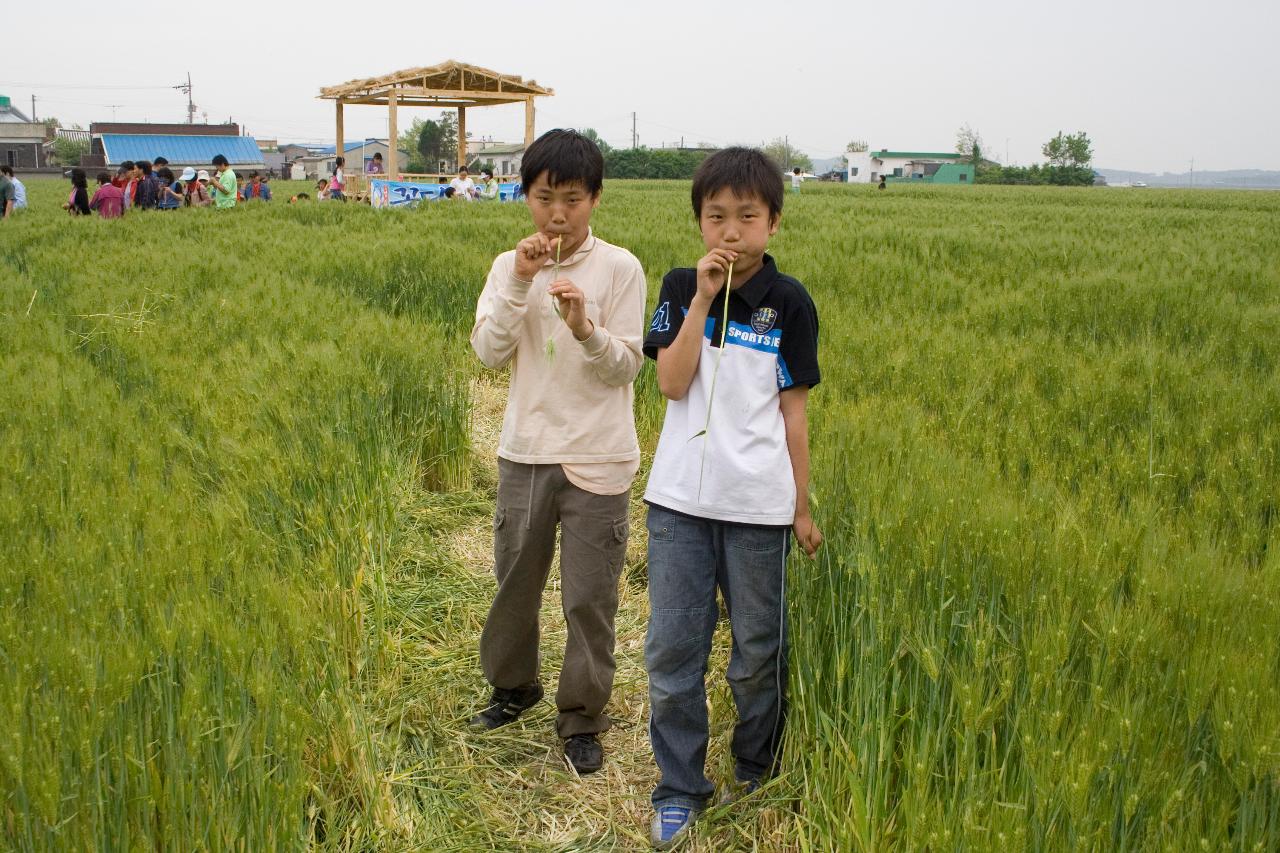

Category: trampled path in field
[381, 375, 793, 851]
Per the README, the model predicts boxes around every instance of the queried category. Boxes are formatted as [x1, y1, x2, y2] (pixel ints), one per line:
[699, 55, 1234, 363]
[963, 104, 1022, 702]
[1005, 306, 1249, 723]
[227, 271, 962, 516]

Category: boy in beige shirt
[469, 129, 646, 775]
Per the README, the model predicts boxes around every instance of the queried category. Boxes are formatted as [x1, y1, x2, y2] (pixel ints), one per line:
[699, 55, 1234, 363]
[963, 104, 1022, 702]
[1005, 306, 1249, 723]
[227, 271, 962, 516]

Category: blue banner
[370, 179, 520, 208]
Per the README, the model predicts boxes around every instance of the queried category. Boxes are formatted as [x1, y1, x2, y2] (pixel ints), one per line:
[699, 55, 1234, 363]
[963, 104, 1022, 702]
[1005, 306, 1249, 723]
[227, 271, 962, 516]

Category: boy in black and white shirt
[642, 147, 822, 847]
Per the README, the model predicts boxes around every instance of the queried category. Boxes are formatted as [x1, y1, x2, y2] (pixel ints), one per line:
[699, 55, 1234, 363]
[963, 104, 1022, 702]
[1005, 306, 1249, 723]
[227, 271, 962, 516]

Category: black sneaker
[469, 683, 544, 730]
[563, 733, 603, 775]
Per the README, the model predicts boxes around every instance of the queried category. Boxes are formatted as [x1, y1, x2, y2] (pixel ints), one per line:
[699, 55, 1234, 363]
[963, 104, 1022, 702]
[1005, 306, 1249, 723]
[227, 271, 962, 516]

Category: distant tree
[763, 138, 812, 173]
[397, 118, 428, 171]
[439, 113, 459, 169]
[1065, 131, 1093, 168]
[51, 134, 89, 166]
[1043, 131, 1092, 168]
[603, 147, 709, 179]
[956, 124, 984, 166]
[417, 121, 445, 172]
[1042, 132, 1070, 168]
[580, 128, 612, 154]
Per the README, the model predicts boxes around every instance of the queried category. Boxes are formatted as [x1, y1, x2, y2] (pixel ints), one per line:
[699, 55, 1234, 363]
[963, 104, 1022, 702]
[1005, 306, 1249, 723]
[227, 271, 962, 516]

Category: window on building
[959, 173, 968, 182]
[851, 167, 859, 176]
[893, 167, 903, 177]
[5, 151, 14, 168]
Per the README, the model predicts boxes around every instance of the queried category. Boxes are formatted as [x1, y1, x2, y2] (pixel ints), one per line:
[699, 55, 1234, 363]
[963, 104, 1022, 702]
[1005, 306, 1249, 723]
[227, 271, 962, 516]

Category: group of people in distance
[468, 129, 822, 848]
[62, 154, 264, 218]
[33, 149, 509, 216]
[447, 166, 502, 201]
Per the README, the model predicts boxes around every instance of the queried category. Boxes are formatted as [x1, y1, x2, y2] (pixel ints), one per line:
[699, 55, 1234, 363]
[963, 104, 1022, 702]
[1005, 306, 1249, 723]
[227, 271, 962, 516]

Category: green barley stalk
[690, 261, 732, 501]
[544, 239, 563, 360]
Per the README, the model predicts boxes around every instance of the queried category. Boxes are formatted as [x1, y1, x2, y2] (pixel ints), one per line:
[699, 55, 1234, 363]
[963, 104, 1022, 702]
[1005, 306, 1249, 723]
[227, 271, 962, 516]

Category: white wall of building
[847, 151, 873, 183]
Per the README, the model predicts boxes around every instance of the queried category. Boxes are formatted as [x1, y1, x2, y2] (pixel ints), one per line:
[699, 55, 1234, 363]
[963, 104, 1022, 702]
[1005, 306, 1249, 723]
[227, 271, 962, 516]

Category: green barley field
[2, 178, 1278, 851]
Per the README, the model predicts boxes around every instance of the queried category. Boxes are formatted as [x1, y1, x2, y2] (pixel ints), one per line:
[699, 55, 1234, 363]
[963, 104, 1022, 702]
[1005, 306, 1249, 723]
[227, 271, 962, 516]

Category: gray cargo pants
[479, 458, 630, 737]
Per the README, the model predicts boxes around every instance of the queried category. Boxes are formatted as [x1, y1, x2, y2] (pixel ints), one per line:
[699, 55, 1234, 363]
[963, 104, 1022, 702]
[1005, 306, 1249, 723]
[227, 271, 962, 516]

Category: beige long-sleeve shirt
[471, 230, 646, 493]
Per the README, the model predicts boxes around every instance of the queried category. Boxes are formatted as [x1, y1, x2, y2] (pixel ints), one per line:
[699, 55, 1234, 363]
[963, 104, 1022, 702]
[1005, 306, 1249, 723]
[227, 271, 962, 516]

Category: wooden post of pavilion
[387, 91, 398, 181]
[457, 106, 466, 173]
[319, 61, 553, 185]
[334, 101, 344, 167]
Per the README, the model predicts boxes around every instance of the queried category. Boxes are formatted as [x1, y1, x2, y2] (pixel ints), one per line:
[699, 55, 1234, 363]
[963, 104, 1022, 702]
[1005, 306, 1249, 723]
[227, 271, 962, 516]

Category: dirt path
[392, 374, 788, 851]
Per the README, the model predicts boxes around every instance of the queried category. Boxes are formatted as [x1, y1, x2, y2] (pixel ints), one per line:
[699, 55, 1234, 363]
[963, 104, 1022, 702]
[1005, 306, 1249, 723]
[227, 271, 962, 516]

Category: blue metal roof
[309, 139, 383, 156]
[99, 134, 264, 166]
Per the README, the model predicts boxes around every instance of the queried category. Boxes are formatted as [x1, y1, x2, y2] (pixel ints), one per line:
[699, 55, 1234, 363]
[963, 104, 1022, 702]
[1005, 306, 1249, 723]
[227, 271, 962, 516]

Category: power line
[0, 80, 175, 91]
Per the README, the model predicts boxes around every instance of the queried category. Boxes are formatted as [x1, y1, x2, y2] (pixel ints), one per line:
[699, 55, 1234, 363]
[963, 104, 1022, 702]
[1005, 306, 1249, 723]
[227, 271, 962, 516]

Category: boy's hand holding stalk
[513, 232, 563, 281]
[653, 248, 738, 402]
[548, 279, 595, 341]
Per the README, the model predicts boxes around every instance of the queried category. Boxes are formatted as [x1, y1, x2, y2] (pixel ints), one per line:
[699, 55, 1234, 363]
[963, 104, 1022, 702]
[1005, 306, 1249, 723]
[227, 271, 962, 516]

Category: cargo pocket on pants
[609, 519, 630, 577]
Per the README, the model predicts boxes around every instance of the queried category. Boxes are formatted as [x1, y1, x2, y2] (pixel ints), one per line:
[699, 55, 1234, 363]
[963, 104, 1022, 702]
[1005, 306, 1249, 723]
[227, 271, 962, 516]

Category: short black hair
[212, 154, 229, 167]
[154, 156, 169, 166]
[138, 160, 152, 175]
[157, 167, 174, 183]
[0, 165, 11, 177]
[373, 152, 382, 159]
[443, 186, 456, 198]
[520, 128, 603, 196]
[120, 160, 135, 172]
[690, 147, 783, 221]
[91, 170, 106, 186]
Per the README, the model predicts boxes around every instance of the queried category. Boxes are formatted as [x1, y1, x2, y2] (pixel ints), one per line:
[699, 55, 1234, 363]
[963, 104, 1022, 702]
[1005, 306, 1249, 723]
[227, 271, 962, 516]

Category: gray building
[0, 97, 46, 168]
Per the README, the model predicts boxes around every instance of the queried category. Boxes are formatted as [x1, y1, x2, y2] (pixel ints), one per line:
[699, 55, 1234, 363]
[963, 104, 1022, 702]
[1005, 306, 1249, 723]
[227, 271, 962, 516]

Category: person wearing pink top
[89, 172, 126, 219]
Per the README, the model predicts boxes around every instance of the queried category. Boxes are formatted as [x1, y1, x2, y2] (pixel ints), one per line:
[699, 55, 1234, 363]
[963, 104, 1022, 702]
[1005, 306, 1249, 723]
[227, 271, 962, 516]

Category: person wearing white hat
[186, 169, 211, 207]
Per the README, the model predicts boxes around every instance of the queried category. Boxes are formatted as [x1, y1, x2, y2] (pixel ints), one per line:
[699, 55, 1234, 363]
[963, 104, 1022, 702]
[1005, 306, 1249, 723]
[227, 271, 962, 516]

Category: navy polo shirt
[642, 254, 820, 526]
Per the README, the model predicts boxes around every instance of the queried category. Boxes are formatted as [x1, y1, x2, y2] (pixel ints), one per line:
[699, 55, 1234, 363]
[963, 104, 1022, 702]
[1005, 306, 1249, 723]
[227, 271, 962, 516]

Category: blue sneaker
[650, 805, 698, 848]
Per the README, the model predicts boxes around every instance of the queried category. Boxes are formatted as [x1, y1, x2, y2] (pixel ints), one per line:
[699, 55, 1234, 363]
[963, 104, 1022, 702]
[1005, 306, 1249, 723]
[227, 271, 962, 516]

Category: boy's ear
[768, 212, 781, 236]
[591, 191, 601, 210]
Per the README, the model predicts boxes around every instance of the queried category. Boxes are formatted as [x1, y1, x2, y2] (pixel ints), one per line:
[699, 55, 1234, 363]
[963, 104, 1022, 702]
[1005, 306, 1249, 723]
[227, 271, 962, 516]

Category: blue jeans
[645, 504, 790, 809]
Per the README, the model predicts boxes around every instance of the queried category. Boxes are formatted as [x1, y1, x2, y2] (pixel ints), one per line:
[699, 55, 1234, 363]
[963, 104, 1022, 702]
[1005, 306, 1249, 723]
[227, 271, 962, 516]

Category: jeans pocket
[728, 525, 788, 553]
[646, 515, 675, 542]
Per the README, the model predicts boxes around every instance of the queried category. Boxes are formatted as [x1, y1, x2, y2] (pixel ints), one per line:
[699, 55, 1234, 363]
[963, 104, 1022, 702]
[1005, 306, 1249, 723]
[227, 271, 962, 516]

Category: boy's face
[525, 174, 599, 256]
[698, 187, 779, 270]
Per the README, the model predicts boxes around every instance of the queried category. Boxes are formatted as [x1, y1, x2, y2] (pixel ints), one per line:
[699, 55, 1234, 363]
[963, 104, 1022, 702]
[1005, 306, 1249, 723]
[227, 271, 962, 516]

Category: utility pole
[1189, 157, 1194, 188]
[174, 72, 195, 124]
[632, 112, 637, 149]
[31, 95, 37, 122]
[107, 104, 121, 121]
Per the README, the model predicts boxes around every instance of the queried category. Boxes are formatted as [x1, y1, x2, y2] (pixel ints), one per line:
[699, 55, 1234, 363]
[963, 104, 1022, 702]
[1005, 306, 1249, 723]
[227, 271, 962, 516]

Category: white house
[847, 149, 968, 183]
[466, 141, 524, 177]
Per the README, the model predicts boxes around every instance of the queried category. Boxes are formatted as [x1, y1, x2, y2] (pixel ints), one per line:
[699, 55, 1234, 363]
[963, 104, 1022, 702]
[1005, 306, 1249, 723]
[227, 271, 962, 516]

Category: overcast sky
[6, 0, 1276, 173]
